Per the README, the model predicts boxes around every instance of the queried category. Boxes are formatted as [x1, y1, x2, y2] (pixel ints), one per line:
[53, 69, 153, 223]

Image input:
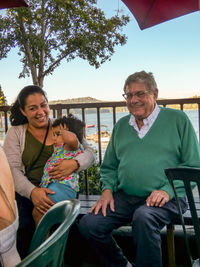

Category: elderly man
[79, 71, 200, 267]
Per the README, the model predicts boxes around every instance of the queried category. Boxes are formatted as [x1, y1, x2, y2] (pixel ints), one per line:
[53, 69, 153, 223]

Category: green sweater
[100, 107, 200, 199]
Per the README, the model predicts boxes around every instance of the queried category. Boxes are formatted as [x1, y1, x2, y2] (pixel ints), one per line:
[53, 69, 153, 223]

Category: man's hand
[30, 187, 55, 214]
[146, 190, 170, 207]
[89, 189, 114, 217]
[48, 159, 78, 181]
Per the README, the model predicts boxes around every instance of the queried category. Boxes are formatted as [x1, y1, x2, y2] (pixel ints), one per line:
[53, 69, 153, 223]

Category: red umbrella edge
[0, 0, 29, 9]
[122, 0, 200, 30]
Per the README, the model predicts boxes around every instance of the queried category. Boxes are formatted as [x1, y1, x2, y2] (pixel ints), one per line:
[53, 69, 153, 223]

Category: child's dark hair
[52, 114, 85, 143]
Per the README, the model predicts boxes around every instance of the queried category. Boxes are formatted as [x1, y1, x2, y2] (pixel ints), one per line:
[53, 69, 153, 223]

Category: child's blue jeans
[47, 181, 77, 203]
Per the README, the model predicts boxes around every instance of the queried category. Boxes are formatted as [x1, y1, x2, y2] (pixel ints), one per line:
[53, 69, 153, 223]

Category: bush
[79, 162, 101, 195]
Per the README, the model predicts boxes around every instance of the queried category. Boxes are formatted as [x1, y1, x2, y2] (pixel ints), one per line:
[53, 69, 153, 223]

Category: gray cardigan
[3, 124, 95, 199]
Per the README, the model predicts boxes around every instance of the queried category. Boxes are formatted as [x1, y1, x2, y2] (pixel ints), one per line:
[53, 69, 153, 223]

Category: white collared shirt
[129, 103, 160, 139]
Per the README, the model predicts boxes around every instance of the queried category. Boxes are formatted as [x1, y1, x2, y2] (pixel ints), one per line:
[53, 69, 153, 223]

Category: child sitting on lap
[32, 114, 85, 225]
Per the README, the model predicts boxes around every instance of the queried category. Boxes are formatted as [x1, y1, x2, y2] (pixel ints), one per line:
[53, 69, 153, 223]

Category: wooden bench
[79, 194, 99, 216]
[79, 194, 199, 267]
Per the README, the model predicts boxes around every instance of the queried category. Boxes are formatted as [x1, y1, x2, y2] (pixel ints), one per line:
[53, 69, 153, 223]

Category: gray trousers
[78, 190, 187, 267]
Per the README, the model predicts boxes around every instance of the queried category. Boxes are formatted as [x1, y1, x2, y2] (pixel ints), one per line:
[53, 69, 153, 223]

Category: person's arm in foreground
[0, 147, 21, 267]
[48, 138, 95, 180]
[0, 147, 16, 226]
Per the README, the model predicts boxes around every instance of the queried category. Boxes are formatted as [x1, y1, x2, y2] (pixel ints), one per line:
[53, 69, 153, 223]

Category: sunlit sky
[0, 0, 200, 105]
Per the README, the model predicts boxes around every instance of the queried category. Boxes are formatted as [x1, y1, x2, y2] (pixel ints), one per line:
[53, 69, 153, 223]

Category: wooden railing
[0, 97, 200, 194]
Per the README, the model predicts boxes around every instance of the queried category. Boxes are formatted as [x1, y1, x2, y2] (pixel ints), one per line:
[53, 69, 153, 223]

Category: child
[32, 114, 85, 225]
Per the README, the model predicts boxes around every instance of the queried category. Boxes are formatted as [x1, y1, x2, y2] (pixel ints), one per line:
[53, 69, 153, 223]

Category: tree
[0, 85, 7, 105]
[0, 0, 129, 87]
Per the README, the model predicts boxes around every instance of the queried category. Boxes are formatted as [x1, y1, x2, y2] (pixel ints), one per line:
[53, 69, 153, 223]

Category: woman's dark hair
[10, 85, 48, 126]
[52, 114, 85, 143]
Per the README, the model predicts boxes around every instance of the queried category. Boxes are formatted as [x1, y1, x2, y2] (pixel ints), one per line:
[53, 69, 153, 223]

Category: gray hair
[123, 71, 157, 93]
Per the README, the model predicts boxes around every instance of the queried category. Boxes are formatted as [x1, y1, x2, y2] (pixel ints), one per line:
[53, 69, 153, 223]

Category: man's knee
[132, 206, 155, 228]
[79, 212, 114, 241]
[78, 214, 98, 239]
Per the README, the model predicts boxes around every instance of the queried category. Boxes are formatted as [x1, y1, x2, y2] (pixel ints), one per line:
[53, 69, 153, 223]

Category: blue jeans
[78, 190, 187, 267]
[46, 182, 77, 203]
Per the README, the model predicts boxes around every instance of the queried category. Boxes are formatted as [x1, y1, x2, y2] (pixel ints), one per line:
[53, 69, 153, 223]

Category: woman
[3, 85, 95, 258]
[0, 147, 21, 267]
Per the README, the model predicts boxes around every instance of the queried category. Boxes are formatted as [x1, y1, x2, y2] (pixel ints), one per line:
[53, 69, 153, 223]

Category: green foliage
[79, 162, 101, 195]
[0, 85, 7, 105]
[0, 0, 129, 87]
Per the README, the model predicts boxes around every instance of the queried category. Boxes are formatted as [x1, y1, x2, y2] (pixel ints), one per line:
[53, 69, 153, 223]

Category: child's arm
[61, 129, 79, 151]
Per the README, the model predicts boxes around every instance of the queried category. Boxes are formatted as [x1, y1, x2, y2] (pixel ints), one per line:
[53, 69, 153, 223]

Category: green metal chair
[165, 167, 200, 267]
[16, 199, 80, 267]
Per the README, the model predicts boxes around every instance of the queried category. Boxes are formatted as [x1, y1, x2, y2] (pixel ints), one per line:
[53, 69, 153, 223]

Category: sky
[0, 0, 200, 105]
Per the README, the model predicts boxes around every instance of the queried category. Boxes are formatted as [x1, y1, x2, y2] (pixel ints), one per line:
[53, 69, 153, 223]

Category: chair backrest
[165, 167, 200, 266]
[16, 199, 80, 267]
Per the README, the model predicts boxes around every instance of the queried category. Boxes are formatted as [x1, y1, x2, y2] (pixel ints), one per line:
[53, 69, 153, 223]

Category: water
[0, 110, 199, 151]
[83, 109, 199, 136]
[76, 109, 199, 158]
[184, 110, 199, 137]
[84, 112, 129, 154]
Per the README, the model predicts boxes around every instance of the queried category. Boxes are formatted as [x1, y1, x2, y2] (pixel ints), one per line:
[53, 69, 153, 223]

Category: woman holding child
[3, 85, 95, 258]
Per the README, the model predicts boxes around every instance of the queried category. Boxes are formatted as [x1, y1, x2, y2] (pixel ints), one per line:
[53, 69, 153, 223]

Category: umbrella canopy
[0, 0, 28, 9]
[122, 0, 200, 30]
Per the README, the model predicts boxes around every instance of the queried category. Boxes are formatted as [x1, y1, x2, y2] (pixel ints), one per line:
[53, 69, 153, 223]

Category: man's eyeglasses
[122, 91, 149, 100]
